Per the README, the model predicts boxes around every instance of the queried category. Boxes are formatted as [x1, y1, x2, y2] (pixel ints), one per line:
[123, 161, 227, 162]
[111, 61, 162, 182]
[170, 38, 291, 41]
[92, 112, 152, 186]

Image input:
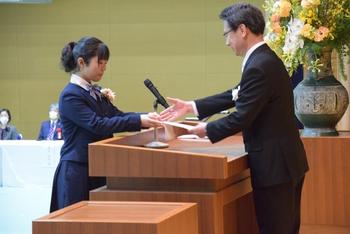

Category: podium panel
[301, 133, 350, 226]
[33, 201, 198, 234]
[89, 129, 258, 234]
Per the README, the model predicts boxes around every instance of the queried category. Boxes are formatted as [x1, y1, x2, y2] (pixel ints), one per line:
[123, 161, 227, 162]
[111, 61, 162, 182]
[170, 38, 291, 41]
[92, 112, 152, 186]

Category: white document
[161, 121, 194, 141]
[161, 121, 194, 130]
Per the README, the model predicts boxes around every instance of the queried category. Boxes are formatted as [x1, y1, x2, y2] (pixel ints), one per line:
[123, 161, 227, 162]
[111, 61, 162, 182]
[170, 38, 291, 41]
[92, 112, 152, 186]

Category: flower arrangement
[100, 88, 116, 102]
[264, 0, 350, 79]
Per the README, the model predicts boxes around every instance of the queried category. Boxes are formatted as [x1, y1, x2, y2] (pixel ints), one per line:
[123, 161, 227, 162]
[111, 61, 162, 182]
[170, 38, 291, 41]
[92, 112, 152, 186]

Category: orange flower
[314, 26, 330, 42]
[272, 22, 282, 34]
[271, 14, 280, 22]
[279, 0, 292, 17]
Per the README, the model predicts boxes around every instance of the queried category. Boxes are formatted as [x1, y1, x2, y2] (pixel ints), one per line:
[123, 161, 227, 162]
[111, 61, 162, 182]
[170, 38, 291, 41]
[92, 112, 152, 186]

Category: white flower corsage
[232, 85, 240, 101]
[100, 88, 116, 102]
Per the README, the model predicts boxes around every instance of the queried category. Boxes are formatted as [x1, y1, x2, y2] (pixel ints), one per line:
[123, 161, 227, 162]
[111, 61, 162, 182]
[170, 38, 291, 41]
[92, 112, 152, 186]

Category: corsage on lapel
[232, 86, 240, 101]
[100, 88, 116, 102]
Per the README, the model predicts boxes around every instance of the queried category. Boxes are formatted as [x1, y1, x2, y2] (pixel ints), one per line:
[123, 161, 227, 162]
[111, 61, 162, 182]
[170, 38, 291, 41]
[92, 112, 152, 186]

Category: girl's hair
[60, 36, 110, 73]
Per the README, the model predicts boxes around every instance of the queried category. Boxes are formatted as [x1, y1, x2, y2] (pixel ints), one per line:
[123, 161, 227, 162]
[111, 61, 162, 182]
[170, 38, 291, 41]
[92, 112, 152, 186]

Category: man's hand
[159, 97, 194, 121]
[188, 122, 207, 138]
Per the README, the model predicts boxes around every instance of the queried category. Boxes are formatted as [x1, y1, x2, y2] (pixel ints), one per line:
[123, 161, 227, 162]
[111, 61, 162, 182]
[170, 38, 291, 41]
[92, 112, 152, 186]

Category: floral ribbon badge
[232, 86, 240, 101]
[100, 88, 116, 102]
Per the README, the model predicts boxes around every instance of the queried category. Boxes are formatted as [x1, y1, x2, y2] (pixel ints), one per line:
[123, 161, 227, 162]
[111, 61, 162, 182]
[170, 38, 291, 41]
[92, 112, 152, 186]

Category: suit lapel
[243, 44, 270, 72]
[72, 84, 104, 114]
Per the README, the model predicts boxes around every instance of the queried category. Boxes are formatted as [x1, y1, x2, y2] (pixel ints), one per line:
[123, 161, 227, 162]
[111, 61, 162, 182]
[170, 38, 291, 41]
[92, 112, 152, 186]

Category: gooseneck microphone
[144, 79, 169, 108]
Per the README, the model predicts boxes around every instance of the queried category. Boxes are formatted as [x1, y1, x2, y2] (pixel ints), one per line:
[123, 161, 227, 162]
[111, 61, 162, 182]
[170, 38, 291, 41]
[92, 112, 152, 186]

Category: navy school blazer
[59, 83, 142, 163]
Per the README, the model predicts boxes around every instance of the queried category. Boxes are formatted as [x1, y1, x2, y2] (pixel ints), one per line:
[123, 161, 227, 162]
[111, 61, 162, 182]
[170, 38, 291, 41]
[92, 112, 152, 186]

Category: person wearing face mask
[37, 103, 63, 140]
[0, 108, 20, 140]
[49, 36, 160, 212]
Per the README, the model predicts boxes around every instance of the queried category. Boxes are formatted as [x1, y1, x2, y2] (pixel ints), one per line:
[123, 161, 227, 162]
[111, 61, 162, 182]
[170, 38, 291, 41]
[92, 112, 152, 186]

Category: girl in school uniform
[50, 36, 159, 212]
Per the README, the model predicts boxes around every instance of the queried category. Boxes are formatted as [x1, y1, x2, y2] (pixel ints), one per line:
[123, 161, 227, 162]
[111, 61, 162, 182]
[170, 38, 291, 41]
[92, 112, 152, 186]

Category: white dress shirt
[70, 74, 91, 91]
[241, 41, 266, 72]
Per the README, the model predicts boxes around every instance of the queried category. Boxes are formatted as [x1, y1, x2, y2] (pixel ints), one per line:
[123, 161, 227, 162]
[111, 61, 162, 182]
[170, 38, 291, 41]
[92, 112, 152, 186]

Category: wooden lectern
[33, 201, 198, 234]
[89, 128, 258, 234]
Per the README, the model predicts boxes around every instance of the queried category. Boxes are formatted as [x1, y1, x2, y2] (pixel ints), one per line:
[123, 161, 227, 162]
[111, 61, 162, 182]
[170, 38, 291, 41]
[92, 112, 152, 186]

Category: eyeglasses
[223, 29, 234, 38]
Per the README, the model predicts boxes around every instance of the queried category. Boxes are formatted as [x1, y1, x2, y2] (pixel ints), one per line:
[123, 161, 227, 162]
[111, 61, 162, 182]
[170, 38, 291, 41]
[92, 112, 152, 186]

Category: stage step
[301, 224, 350, 234]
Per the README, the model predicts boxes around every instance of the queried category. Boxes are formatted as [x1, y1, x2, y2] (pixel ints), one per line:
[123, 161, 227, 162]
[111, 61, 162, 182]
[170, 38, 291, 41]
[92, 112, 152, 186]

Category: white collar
[50, 120, 57, 125]
[70, 74, 91, 91]
[242, 41, 266, 72]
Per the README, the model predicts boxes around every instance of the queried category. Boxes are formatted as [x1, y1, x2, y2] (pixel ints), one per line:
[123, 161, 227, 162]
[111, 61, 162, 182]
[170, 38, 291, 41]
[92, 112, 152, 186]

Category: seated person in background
[0, 108, 20, 140]
[38, 103, 63, 140]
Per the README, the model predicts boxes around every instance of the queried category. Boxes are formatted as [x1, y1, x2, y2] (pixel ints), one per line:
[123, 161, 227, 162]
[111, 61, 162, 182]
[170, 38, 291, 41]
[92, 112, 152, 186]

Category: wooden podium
[89, 128, 258, 234]
[33, 201, 198, 234]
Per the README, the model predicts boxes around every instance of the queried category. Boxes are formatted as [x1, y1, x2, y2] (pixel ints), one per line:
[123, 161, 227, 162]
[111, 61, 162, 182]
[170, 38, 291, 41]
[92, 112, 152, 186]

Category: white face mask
[0, 116, 9, 126]
[49, 111, 59, 120]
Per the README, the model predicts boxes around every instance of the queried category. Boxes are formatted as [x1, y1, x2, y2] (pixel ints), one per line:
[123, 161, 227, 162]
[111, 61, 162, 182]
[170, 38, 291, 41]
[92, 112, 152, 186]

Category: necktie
[47, 122, 55, 140]
[88, 84, 102, 101]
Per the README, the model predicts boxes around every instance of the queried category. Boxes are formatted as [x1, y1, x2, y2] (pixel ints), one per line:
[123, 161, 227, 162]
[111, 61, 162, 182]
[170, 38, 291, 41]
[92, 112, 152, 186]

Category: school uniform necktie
[47, 122, 55, 140]
[88, 84, 102, 101]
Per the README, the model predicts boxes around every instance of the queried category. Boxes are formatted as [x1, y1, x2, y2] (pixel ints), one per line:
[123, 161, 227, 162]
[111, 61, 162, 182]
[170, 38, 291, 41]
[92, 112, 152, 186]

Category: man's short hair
[219, 3, 265, 35]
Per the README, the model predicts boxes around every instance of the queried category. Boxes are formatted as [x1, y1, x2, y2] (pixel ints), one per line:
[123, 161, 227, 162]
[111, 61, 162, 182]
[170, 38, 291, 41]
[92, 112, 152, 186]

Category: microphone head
[144, 79, 153, 88]
[143, 78, 169, 108]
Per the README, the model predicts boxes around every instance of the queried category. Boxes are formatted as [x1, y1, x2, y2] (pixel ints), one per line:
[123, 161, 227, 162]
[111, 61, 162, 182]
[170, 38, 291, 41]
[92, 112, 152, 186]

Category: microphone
[144, 79, 169, 108]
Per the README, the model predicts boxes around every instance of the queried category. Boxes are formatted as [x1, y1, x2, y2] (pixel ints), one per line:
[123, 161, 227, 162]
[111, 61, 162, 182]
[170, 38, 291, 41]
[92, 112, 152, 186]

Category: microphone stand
[144, 100, 169, 149]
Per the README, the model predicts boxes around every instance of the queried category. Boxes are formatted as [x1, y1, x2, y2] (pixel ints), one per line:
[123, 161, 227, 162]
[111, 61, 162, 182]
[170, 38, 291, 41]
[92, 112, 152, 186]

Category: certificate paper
[161, 121, 194, 130]
[161, 121, 194, 141]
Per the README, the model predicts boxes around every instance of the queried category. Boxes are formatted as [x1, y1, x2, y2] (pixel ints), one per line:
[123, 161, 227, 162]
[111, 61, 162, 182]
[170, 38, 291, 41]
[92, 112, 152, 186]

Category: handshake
[140, 97, 208, 138]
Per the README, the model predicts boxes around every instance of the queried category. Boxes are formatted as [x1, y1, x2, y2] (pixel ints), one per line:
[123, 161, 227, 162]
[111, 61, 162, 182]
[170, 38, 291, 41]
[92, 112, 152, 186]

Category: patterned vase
[294, 47, 349, 136]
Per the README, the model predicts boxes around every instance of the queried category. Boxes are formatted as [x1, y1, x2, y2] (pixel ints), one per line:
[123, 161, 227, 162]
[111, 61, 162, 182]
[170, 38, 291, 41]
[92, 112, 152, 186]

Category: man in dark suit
[160, 3, 309, 234]
[37, 103, 63, 140]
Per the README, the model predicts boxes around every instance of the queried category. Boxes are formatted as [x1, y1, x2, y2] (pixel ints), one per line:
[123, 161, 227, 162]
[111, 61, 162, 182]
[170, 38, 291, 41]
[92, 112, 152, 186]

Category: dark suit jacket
[59, 83, 142, 163]
[195, 44, 309, 188]
[37, 120, 63, 140]
[0, 125, 19, 140]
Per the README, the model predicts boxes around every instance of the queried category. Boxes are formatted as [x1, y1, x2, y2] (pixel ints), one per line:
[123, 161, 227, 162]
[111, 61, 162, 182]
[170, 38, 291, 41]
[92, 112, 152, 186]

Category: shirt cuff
[191, 101, 199, 116]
